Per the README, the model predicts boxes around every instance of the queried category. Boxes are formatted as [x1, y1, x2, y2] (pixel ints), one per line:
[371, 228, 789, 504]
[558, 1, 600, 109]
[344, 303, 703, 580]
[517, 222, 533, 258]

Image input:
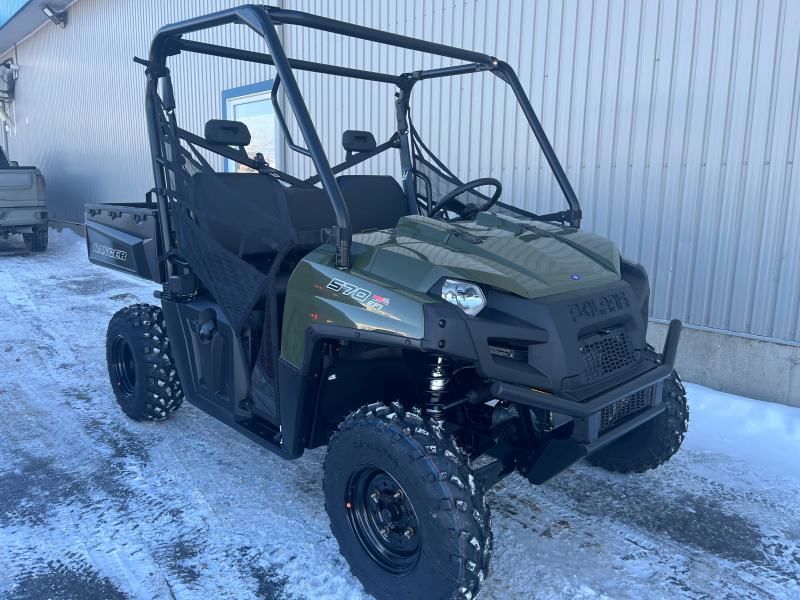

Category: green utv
[85, 6, 688, 599]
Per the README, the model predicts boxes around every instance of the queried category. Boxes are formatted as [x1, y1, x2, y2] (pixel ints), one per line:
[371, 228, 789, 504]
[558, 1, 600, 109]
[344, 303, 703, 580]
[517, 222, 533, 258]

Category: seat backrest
[336, 175, 410, 233]
[187, 172, 410, 261]
[188, 172, 333, 259]
[205, 119, 251, 146]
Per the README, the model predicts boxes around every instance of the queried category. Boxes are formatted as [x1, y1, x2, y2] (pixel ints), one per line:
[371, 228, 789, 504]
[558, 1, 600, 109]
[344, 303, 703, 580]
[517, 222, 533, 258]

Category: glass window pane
[230, 96, 277, 172]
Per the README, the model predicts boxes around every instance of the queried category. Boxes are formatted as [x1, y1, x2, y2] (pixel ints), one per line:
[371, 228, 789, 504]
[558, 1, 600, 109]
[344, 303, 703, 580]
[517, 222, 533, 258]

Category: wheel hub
[110, 335, 136, 396]
[346, 467, 420, 574]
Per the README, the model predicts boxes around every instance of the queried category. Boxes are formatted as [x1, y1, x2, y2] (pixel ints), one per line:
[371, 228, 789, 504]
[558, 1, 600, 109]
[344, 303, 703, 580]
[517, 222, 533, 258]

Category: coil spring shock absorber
[425, 355, 450, 420]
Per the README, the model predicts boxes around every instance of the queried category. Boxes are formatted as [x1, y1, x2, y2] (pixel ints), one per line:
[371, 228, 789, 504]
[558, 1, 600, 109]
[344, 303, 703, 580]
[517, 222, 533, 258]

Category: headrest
[342, 130, 377, 153]
[205, 119, 251, 146]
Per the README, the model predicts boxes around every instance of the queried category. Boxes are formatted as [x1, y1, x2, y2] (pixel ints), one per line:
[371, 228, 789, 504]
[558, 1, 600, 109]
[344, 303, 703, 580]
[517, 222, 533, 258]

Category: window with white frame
[222, 81, 278, 172]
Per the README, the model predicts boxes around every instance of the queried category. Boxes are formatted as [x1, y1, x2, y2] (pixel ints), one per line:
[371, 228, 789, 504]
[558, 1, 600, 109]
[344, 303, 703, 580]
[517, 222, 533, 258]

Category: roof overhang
[0, 0, 74, 58]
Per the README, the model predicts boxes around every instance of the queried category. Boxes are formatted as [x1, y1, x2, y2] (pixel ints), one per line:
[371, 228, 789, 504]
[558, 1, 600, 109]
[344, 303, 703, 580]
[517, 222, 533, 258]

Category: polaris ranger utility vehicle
[85, 6, 688, 599]
[0, 146, 48, 251]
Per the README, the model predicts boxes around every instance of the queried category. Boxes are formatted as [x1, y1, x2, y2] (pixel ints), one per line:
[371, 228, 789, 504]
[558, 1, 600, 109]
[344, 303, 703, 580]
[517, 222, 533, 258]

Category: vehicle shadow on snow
[0, 238, 30, 257]
[506, 458, 800, 581]
[485, 461, 800, 597]
[543, 467, 765, 565]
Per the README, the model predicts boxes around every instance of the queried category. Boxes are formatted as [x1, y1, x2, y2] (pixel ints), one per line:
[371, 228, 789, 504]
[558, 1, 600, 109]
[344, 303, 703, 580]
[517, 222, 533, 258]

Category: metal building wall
[282, 0, 800, 345]
[2, 0, 278, 218]
[2, 0, 798, 346]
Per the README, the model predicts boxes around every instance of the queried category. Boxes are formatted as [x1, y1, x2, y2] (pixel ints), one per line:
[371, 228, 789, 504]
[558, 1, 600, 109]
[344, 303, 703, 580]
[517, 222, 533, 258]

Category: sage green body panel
[281, 253, 432, 367]
[280, 212, 622, 368]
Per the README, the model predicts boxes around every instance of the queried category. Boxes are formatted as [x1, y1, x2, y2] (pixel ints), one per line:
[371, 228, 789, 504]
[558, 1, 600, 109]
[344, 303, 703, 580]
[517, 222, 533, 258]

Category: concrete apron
[648, 321, 800, 408]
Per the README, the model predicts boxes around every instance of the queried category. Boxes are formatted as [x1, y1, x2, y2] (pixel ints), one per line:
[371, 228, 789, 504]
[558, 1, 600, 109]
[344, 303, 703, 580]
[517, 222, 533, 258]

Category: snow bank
[684, 382, 800, 480]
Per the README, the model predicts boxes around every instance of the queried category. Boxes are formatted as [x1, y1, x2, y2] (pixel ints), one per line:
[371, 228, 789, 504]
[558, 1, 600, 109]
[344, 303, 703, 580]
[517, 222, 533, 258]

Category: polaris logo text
[568, 292, 629, 323]
[327, 278, 390, 311]
[92, 243, 128, 262]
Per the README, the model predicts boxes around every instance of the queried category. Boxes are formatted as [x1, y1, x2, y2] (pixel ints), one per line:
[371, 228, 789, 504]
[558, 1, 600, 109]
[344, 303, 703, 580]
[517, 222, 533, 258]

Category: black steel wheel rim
[111, 335, 136, 396]
[346, 465, 421, 575]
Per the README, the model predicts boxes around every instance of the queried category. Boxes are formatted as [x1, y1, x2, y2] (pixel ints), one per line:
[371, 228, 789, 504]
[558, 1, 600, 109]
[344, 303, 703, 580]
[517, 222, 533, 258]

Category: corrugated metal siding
[2, 0, 798, 344]
[2, 0, 278, 214]
[283, 0, 800, 344]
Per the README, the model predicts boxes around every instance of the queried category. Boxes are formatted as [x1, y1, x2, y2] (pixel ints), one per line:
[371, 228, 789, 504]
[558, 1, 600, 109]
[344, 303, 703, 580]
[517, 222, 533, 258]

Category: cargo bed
[85, 202, 164, 283]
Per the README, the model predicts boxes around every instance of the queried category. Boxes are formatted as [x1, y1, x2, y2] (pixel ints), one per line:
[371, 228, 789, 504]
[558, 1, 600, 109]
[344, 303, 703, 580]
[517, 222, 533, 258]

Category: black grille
[580, 331, 636, 382]
[600, 388, 652, 431]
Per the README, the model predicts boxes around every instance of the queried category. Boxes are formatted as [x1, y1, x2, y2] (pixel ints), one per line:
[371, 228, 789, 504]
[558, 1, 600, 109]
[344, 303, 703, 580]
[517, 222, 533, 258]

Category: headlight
[441, 279, 486, 316]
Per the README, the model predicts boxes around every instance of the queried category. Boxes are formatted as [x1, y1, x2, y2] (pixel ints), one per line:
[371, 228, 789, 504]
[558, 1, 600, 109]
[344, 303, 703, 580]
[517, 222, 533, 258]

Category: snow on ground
[0, 229, 798, 600]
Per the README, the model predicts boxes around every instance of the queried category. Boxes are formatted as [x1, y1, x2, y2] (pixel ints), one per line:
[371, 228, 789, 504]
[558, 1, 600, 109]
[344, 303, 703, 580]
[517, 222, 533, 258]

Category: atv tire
[324, 403, 491, 600]
[587, 350, 688, 474]
[106, 304, 183, 421]
[23, 228, 48, 252]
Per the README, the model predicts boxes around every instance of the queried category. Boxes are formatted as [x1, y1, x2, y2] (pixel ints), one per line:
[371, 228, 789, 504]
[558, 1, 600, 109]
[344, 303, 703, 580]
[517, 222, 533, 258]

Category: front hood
[351, 212, 621, 299]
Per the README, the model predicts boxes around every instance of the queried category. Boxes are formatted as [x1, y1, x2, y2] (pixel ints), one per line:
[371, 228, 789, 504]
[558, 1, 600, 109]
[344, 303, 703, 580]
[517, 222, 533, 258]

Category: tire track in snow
[0, 238, 197, 598]
[0, 233, 363, 598]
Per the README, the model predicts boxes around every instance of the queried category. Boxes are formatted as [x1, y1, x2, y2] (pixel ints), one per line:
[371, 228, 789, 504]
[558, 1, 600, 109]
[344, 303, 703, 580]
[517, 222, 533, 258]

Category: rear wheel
[588, 350, 688, 473]
[23, 228, 48, 252]
[106, 304, 183, 421]
[324, 403, 491, 600]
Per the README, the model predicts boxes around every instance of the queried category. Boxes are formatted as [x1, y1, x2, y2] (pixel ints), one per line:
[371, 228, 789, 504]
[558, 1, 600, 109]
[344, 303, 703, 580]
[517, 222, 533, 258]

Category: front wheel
[587, 353, 688, 473]
[324, 403, 491, 600]
[106, 304, 183, 421]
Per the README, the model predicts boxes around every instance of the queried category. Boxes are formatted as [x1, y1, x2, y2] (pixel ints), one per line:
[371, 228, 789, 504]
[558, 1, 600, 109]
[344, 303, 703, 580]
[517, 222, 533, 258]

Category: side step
[230, 415, 299, 460]
[182, 391, 300, 460]
[235, 417, 282, 448]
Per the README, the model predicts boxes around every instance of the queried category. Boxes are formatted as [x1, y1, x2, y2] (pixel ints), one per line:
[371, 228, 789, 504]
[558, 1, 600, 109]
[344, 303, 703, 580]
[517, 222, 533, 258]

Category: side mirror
[205, 119, 251, 147]
[9, 160, 18, 167]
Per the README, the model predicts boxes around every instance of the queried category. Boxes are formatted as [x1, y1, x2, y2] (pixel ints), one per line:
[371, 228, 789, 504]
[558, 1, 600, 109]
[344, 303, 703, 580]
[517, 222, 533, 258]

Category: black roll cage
[145, 4, 582, 272]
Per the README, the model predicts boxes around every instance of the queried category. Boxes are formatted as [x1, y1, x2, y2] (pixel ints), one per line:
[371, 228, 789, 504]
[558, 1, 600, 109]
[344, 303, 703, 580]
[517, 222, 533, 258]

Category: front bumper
[492, 319, 681, 437]
[494, 320, 682, 483]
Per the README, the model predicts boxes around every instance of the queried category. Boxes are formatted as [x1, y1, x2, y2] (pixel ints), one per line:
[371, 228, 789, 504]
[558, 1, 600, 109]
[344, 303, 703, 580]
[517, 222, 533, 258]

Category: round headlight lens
[441, 279, 486, 316]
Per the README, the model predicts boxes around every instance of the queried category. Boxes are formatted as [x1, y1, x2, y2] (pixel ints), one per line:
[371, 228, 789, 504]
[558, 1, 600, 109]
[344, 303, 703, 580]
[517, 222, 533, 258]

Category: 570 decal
[327, 278, 391, 311]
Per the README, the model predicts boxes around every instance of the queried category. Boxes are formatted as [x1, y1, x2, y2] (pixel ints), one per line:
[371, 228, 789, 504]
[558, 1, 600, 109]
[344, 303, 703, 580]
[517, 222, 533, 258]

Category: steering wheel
[428, 178, 502, 220]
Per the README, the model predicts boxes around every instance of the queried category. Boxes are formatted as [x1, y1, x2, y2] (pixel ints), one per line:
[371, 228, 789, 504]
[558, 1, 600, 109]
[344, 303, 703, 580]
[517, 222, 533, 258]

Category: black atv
[85, 5, 688, 599]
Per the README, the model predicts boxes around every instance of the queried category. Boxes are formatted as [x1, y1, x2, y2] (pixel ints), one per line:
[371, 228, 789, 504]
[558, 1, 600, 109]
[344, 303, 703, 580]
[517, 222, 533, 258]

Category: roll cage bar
[144, 4, 582, 272]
